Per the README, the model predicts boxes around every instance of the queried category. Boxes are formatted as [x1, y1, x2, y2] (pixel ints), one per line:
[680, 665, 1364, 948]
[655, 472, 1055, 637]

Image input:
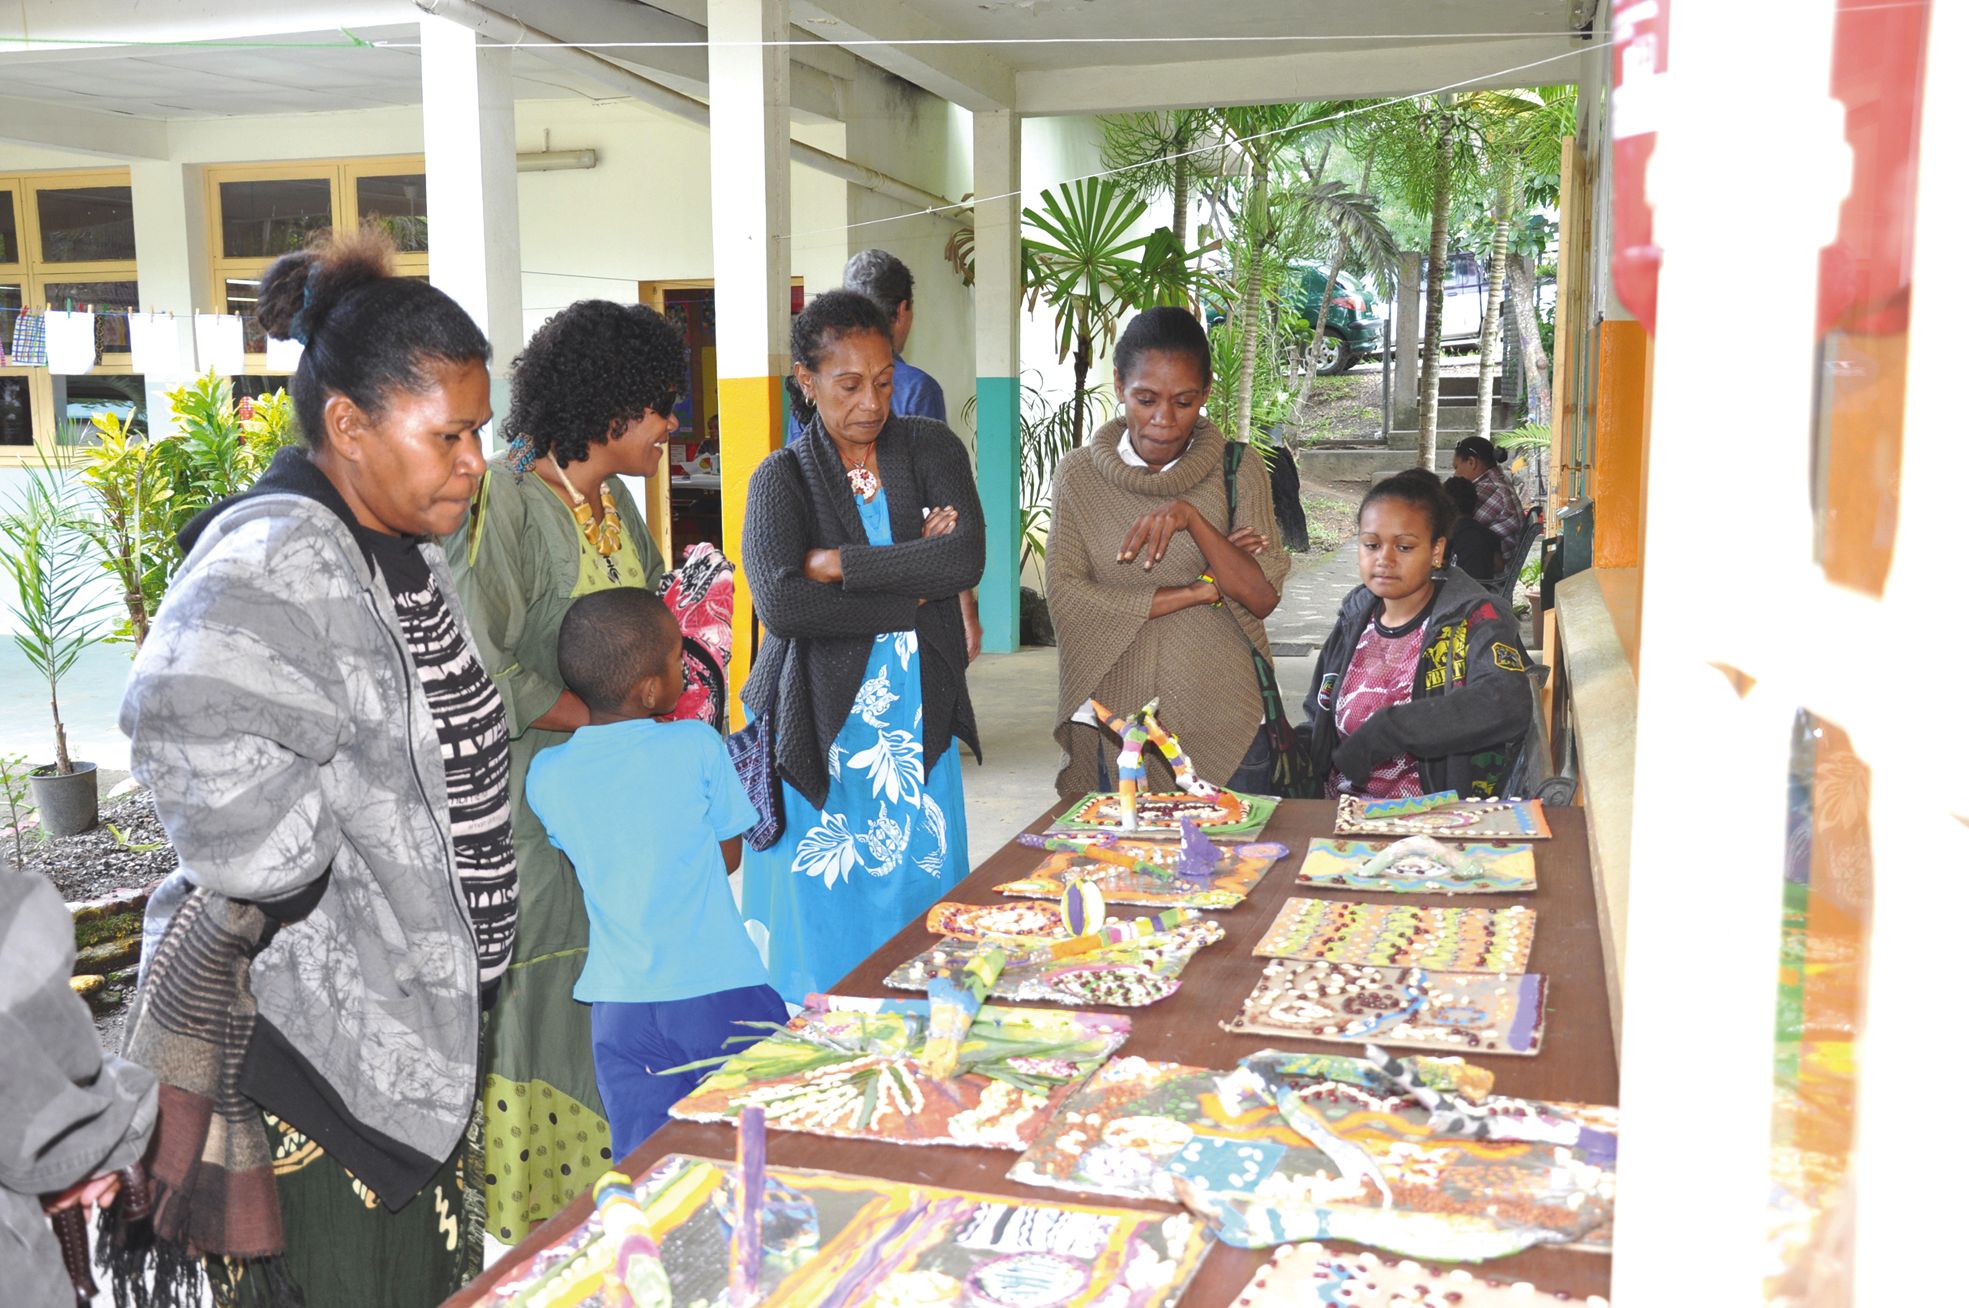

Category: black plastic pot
[29, 761, 98, 838]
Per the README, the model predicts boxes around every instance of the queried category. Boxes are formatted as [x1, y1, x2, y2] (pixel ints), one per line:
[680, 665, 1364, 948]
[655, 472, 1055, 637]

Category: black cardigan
[741, 415, 986, 808]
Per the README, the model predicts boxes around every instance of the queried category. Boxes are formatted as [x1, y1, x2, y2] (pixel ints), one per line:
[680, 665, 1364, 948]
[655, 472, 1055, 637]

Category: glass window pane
[355, 173, 428, 252]
[0, 190, 19, 265]
[0, 375, 31, 445]
[217, 177, 333, 260]
[52, 373, 143, 445]
[35, 185, 136, 262]
[223, 277, 272, 353]
[40, 280, 138, 353]
[1, 283, 21, 361]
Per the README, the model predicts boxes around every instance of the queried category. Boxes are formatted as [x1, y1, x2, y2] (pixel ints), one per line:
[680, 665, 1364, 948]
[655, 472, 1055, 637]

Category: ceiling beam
[0, 93, 169, 158]
[790, 0, 1013, 110]
[0, 0, 407, 47]
[1015, 35, 1587, 117]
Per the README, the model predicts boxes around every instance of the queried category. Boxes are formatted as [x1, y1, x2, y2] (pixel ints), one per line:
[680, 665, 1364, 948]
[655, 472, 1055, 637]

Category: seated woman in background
[1046, 306, 1290, 798]
[1443, 474, 1501, 580]
[1451, 435, 1525, 562]
[1300, 469, 1532, 800]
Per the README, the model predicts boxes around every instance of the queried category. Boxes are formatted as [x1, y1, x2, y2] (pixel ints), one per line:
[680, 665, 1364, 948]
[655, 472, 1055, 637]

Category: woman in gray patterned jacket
[115, 229, 515, 1307]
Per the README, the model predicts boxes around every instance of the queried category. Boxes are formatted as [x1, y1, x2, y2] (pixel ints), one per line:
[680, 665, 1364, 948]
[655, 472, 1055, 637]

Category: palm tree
[1475, 87, 1576, 435]
[1100, 110, 1224, 253]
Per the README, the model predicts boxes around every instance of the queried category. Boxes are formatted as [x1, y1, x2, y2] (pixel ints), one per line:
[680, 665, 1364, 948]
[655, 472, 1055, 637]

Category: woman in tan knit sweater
[1047, 306, 1291, 797]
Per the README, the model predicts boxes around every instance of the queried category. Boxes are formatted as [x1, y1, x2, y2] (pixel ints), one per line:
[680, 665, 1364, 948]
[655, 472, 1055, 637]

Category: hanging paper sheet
[1297, 837, 1538, 894]
[263, 334, 305, 371]
[1221, 958, 1549, 1055]
[999, 836, 1290, 910]
[1006, 1054, 1616, 1260]
[666, 994, 1129, 1150]
[1230, 1241, 1608, 1308]
[194, 312, 246, 376]
[1333, 794, 1552, 840]
[125, 311, 179, 375]
[8, 309, 47, 366]
[1253, 898, 1537, 974]
[42, 310, 96, 374]
[886, 919, 1225, 1008]
[476, 1153, 1213, 1308]
[1052, 789, 1278, 838]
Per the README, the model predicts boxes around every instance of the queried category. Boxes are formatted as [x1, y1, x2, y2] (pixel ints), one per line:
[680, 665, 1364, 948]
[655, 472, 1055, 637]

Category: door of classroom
[638, 279, 804, 568]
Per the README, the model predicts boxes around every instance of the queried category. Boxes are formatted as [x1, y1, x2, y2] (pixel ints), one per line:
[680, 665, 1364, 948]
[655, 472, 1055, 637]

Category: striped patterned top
[364, 530, 519, 992]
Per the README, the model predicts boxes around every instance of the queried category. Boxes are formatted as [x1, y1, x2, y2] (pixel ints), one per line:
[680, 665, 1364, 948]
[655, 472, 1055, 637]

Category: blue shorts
[590, 983, 786, 1154]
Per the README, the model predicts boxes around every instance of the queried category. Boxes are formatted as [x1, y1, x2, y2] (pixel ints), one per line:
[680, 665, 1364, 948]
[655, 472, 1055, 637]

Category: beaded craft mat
[1298, 839, 1538, 894]
[996, 837, 1291, 910]
[477, 1153, 1212, 1308]
[1051, 790, 1279, 838]
[884, 920, 1225, 1009]
[667, 995, 1129, 1150]
[1253, 898, 1537, 973]
[923, 898, 1070, 941]
[1221, 958, 1549, 1055]
[1231, 1241, 1609, 1308]
[1333, 795, 1552, 840]
[1006, 1055, 1616, 1262]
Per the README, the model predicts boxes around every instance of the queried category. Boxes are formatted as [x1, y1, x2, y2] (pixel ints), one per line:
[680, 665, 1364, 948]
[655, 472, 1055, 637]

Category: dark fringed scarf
[101, 888, 304, 1308]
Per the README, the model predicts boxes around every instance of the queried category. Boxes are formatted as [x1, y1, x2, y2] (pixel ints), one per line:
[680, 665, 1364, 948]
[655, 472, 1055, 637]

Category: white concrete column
[1391, 250, 1422, 438]
[707, 0, 792, 707]
[419, 15, 522, 375]
[972, 109, 1020, 652]
[129, 162, 206, 435]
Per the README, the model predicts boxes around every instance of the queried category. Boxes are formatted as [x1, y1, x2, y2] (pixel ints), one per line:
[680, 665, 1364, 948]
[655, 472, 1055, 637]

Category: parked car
[1288, 264, 1384, 375]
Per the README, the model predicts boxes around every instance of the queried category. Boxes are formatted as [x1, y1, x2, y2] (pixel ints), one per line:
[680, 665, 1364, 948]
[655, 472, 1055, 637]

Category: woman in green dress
[447, 299, 683, 1240]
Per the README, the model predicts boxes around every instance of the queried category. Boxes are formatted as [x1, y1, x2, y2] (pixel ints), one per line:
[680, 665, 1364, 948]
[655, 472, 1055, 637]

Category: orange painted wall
[1591, 320, 1653, 570]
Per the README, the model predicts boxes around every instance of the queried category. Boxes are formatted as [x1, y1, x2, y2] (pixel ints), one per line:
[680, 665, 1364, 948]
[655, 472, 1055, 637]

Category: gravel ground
[15, 790, 176, 903]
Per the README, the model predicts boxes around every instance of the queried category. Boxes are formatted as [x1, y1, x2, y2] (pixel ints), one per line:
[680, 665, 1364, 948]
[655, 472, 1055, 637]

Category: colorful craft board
[668, 994, 1130, 1150]
[885, 920, 1226, 1008]
[924, 898, 1070, 941]
[1253, 898, 1537, 974]
[1297, 838, 1538, 895]
[1052, 789, 1279, 839]
[478, 1153, 1213, 1308]
[1333, 794, 1552, 840]
[1222, 958, 1549, 1055]
[1006, 1055, 1616, 1260]
[997, 837, 1291, 910]
[1231, 1241, 1609, 1308]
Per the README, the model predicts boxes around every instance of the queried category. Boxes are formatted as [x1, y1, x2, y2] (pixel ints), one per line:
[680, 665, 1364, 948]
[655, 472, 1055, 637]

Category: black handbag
[1222, 442, 1320, 799]
[726, 612, 785, 850]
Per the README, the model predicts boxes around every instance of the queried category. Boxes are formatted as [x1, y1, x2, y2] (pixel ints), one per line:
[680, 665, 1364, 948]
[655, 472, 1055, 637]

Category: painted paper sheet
[1297, 839, 1538, 895]
[1051, 790, 1279, 838]
[668, 995, 1129, 1150]
[479, 1153, 1213, 1308]
[1253, 898, 1537, 974]
[1007, 1055, 1615, 1260]
[1232, 1241, 1608, 1308]
[886, 920, 1225, 1008]
[997, 837, 1291, 910]
[1222, 958, 1549, 1055]
[1333, 794, 1552, 840]
[924, 899, 1072, 941]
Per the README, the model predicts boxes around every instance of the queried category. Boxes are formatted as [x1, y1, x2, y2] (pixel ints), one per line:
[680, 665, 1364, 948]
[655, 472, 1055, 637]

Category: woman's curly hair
[502, 300, 686, 467]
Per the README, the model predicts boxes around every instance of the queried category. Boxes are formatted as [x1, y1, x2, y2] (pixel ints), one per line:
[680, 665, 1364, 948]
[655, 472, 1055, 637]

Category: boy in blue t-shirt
[526, 589, 784, 1153]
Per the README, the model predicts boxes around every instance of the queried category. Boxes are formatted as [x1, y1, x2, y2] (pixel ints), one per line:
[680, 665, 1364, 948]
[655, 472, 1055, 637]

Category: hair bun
[255, 226, 396, 344]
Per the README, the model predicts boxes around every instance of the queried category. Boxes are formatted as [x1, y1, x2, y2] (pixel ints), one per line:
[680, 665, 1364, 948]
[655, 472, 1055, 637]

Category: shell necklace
[844, 445, 880, 502]
[548, 457, 624, 558]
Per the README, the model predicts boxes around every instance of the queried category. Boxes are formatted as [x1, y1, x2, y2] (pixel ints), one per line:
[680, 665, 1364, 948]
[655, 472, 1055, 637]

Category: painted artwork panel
[1007, 1055, 1616, 1260]
[1232, 1241, 1609, 1308]
[1253, 898, 1537, 974]
[1221, 958, 1549, 1055]
[668, 995, 1130, 1150]
[1297, 839, 1538, 894]
[997, 838, 1291, 910]
[477, 1153, 1213, 1308]
[885, 920, 1225, 1008]
[1332, 795, 1553, 840]
[1051, 790, 1280, 838]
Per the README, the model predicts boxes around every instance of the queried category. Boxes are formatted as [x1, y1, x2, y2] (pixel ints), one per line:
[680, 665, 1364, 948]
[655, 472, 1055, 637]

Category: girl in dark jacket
[1300, 469, 1533, 798]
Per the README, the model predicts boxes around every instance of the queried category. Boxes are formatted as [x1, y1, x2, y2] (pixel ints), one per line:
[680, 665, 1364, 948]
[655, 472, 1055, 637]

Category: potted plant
[0, 466, 108, 836]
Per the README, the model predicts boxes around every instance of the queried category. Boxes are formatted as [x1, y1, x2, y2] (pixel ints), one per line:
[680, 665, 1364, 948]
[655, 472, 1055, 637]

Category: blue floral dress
[742, 489, 970, 1003]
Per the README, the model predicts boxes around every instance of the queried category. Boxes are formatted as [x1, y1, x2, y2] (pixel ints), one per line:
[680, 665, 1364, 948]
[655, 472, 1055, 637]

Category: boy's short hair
[557, 589, 679, 713]
[1443, 475, 1479, 517]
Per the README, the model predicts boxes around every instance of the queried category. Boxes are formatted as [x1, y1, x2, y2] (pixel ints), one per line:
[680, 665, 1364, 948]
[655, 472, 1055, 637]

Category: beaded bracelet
[1198, 573, 1224, 607]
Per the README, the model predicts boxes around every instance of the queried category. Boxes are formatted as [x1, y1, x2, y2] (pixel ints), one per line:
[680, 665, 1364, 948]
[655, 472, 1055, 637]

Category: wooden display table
[453, 798, 1618, 1304]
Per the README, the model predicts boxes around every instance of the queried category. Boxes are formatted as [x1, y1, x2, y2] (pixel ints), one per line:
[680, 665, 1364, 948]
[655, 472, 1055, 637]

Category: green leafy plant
[0, 467, 108, 775]
[961, 375, 1112, 584]
[107, 822, 165, 853]
[0, 753, 32, 869]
